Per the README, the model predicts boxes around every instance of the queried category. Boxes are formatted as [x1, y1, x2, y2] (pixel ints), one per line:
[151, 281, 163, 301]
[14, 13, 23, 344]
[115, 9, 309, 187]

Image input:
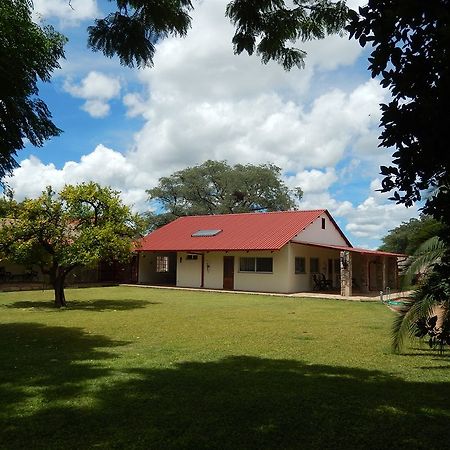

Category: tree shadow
[1, 324, 450, 450]
[0, 322, 129, 419]
[4, 299, 160, 311]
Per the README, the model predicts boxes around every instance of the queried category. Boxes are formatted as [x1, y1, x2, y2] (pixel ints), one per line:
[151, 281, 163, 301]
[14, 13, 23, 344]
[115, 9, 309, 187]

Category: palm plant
[392, 236, 450, 353]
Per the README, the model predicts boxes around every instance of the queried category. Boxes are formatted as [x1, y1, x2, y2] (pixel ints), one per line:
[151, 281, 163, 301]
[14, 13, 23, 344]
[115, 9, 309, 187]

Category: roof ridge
[175, 209, 326, 219]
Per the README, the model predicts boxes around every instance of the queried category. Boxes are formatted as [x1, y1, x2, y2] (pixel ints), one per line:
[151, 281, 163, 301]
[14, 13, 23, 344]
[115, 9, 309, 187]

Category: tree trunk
[49, 266, 67, 308]
[54, 275, 67, 308]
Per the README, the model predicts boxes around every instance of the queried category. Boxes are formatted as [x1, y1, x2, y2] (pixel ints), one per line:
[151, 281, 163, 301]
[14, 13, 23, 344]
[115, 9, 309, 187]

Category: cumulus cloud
[342, 178, 419, 244]
[33, 0, 100, 26]
[120, 0, 383, 182]
[64, 71, 122, 118]
[6, 146, 149, 212]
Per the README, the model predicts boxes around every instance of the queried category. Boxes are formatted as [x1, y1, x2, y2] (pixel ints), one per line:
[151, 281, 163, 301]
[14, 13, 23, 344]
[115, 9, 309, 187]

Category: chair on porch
[312, 273, 324, 291]
[320, 273, 333, 290]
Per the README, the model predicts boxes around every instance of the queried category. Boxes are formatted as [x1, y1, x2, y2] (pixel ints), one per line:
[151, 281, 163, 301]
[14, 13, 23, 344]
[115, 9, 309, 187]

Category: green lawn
[0, 286, 449, 449]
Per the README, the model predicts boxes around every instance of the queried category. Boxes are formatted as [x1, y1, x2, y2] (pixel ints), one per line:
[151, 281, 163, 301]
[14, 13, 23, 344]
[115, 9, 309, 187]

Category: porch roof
[294, 241, 406, 257]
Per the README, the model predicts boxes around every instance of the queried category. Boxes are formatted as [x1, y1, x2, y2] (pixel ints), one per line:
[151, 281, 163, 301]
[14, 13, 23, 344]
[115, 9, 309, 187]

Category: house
[136, 210, 405, 296]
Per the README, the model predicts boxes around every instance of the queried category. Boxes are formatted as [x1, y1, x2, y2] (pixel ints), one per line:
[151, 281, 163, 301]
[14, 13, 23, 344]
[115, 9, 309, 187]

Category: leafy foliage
[88, 0, 349, 70]
[226, 0, 349, 70]
[348, 1, 450, 354]
[0, 0, 66, 179]
[0, 183, 141, 307]
[347, 1, 450, 226]
[146, 160, 303, 230]
[378, 215, 445, 255]
[392, 266, 450, 353]
[88, 0, 194, 68]
[391, 238, 450, 353]
[401, 236, 446, 287]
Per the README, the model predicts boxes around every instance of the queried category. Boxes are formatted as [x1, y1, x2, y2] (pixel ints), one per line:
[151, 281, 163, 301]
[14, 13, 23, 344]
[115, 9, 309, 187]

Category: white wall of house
[176, 244, 341, 293]
[233, 247, 290, 293]
[139, 245, 398, 295]
[177, 253, 202, 287]
[292, 212, 349, 246]
[176, 248, 291, 293]
[288, 243, 341, 292]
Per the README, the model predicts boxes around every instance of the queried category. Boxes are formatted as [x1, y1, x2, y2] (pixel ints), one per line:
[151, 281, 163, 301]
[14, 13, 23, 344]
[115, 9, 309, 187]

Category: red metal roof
[138, 210, 328, 252]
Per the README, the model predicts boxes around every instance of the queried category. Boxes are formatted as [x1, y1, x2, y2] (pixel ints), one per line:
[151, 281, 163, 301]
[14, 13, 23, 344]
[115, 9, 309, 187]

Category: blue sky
[7, 0, 420, 249]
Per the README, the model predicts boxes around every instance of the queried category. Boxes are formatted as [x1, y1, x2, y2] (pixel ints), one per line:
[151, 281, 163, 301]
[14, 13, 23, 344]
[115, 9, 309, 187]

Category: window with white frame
[156, 256, 169, 272]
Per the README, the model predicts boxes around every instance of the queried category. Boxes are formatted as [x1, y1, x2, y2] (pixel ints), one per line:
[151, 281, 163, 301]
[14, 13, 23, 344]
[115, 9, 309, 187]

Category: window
[186, 254, 198, 260]
[321, 218, 326, 229]
[156, 256, 169, 272]
[256, 257, 273, 272]
[239, 257, 273, 273]
[310, 257, 319, 273]
[240, 257, 255, 272]
[295, 257, 306, 274]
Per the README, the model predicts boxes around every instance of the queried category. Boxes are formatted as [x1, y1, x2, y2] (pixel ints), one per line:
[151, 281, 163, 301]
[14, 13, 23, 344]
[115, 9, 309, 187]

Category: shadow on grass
[4, 299, 160, 311]
[0, 323, 129, 418]
[1, 324, 450, 449]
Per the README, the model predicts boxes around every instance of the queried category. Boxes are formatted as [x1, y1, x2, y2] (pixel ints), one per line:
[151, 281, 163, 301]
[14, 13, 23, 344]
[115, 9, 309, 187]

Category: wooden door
[223, 256, 234, 290]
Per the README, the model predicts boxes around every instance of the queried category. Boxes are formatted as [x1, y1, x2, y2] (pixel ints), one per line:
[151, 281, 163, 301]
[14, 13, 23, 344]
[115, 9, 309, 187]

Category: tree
[0, 183, 141, 308]
[0, 0, 66, 179]
[392, 237, 449, 353]
[88, 0, 350, 70]
[347, 0, 450, 227]
[347, 1, 450, 354]
[146, 160, 303, 229]
[379, 215, 446, 255]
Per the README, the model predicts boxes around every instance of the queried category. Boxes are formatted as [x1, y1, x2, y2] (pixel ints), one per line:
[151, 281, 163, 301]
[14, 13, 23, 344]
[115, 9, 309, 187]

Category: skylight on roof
[191, 229, 222, 237]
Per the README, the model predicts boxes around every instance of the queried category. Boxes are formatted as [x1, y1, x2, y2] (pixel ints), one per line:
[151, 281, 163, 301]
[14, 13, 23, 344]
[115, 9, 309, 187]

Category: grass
[0, 286, 449, 449]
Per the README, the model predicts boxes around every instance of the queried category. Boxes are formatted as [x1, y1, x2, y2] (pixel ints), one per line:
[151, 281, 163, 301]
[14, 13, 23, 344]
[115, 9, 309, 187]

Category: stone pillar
[340, 251, 352, 297]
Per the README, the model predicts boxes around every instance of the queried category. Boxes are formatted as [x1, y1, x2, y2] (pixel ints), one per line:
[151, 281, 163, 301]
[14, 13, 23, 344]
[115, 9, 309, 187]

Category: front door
[223, 256, 234, 290]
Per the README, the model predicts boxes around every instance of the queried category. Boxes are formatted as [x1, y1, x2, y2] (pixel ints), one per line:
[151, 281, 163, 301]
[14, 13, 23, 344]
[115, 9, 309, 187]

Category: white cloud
[343, 178, 419, 243]
[65, 71, 121, 100]
[123, 77, 386, 189]
[6, 146, 149, 212]
[120, 0, 382, 180]
[33, 0, 100, 26]
[81, 100, 110, 118]
[286, 169, 338, 194]
[64, 71, 122, 118]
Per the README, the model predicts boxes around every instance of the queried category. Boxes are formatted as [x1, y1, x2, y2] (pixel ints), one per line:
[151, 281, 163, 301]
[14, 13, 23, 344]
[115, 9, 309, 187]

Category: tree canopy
[379, 215, 446, 255]
[146, 160, 303, 230]
[88, 0, 350, 70]
[0, 0, 66, 180]
[347, 1, 450, 353]
[347, 0, 450, 226]
[0, 183, 141, 307]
